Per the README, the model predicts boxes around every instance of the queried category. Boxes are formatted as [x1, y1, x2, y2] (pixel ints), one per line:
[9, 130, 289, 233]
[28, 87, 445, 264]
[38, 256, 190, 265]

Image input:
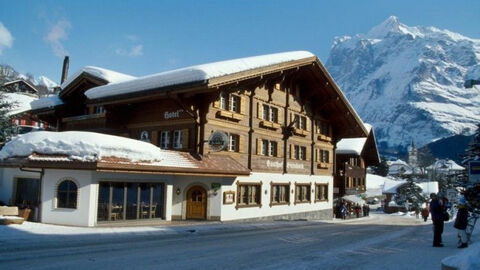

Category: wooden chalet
[334, 124, 380, 199]
[0, 51, 376, 226]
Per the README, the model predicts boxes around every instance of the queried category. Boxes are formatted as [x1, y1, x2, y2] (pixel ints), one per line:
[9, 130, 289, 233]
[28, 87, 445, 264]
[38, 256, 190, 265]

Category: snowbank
[442, 241, 480, 270]
[0, 131, 195, 167]
[85, 51, 315, 99]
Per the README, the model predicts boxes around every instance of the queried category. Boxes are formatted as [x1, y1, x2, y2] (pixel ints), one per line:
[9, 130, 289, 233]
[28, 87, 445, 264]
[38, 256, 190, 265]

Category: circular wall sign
[208, 131, 229, 152]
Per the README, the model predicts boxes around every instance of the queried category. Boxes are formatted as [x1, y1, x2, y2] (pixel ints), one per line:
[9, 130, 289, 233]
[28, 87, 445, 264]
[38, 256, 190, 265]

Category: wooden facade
[33, 56, 368, 179]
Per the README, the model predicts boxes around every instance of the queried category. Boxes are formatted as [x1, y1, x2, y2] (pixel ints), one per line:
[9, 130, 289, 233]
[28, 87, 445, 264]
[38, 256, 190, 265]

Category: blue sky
[0, 0, 479, 84]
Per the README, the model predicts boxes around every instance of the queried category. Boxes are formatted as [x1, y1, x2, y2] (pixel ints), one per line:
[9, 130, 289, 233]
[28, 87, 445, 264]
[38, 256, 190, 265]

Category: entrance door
[186, 186, 207, 220]
[14, 178, 40, 221]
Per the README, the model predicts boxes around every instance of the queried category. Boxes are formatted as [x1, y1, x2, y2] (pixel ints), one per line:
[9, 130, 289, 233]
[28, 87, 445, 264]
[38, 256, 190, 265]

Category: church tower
[408, 140, 418, 167]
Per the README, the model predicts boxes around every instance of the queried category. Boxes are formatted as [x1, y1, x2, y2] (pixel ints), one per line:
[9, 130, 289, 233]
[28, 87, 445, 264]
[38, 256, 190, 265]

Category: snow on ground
[0, 212, 480, 270]
[0, 131, 195, 168]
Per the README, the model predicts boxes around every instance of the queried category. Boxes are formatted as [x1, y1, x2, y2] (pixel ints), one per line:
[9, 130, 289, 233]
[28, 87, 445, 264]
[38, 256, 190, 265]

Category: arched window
[57, 180, 78, 209]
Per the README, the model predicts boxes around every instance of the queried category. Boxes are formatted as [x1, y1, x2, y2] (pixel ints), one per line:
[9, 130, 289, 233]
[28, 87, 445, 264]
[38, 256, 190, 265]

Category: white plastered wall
[0, 167, 41, 205]
[220, 172, 333, 221]
[41, 169, 95, 227]
[171, 175, 228, 220]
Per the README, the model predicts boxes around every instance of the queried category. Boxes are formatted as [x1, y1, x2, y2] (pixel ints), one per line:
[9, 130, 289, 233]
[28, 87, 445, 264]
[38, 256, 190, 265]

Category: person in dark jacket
[429, 193, 445, 247]
[454, 197, 469, 248]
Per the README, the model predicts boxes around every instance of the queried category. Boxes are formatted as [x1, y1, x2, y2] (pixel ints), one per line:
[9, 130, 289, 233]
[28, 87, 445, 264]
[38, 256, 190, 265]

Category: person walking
[340, 202, 347, 220]
[421, 207, 429, 222]
[429, 193, 445, 247]
[454, 197, 469, 248]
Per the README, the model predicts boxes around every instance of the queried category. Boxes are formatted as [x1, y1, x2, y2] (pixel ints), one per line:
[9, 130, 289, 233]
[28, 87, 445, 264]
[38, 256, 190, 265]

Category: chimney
[61, 56, 69, 84]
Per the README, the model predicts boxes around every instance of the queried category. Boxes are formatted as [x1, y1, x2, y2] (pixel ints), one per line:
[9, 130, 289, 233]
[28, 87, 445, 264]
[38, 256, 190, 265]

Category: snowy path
[0, 213, 475, 270]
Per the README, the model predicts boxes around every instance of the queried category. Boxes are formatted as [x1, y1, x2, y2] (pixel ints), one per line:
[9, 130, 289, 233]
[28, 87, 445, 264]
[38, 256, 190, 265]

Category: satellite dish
[208, 131, 229, 152]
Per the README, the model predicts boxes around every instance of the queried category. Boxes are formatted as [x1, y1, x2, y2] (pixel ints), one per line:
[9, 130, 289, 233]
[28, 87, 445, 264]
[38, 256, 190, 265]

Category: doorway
[186, 186, 207, 220]
[14, 178, 40, 221]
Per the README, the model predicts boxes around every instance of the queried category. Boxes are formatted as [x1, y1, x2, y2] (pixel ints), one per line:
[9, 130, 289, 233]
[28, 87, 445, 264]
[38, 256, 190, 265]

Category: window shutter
[240, 96, 246, 115]
[151, 131, 159, 146]
[181, 129, 189, 150]
[239, 135, 245, 153]
[213, 96, 220, 108]
[306, 146, 310, 161]
[257, 102, 262, 119]
[277, 142, 282, 158]
[278, 108, 284, 125]
[289, 144, 294, 159]
[256, 138, 262, 155]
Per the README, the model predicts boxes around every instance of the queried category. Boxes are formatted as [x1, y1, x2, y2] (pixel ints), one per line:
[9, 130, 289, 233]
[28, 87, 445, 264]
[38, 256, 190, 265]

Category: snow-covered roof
[342, 195, 365, 205]
[426, 159, 465, 171]
[336, 138, 367, 155]
[30, 95, 64, 110]
[61, 66, 136, 90]
[0, 131, 194, 168]
[84, 51, 315, 100]
[3, 92, 37, 116]
[2, 79, 38, 92]
[383, 180, 438, 195]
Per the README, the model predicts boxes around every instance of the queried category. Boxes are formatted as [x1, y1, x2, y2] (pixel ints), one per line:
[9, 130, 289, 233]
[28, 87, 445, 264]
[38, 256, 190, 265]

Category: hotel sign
[469, 161, 480, 183]
[208, 131, 229, 152]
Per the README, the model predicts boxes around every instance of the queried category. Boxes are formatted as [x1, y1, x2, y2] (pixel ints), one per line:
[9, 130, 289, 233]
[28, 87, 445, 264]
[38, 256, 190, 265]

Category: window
[173, 130, 182, 149]
[218, 92, 242, 114]
[294, 145, 306, 160]
[316, 120, 330, 136]
[262, 104, 278, 123]
[94, 106, 105, 114]
[57, 180, 78, 209]
[229, 95, 241, 113]
[295, 184, 311, 203]
[229, 134, 240, 152]
[261, 140, 277, 157]
[220, 92, 227, 110]
[294, 114, 307, 130]
[321, 150, 329, 163]
[237, 183, 261, 206]
[271, 184, 290, 204]
[315, 184, 328, 202]
[160, 131, 170, 149]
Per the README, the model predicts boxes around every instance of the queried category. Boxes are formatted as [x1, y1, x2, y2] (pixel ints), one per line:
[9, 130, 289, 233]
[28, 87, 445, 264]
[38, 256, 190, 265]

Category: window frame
[228, 134, 240, 152]
[56, 179, 78, 209]
[315, 184, 329, 202]
[295, 183, 311, 204]
[270, 183, 290, 206]
[172, 130, 182, 149]
[159, 130, 171, 149]
[236, 182, 262, 208]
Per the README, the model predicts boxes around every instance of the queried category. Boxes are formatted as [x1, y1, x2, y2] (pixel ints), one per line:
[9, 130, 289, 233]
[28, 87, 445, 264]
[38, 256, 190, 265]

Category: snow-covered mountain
[35, 76, 58, 91]
[1, 65, 58, 94]
[326, 16, 480, 151]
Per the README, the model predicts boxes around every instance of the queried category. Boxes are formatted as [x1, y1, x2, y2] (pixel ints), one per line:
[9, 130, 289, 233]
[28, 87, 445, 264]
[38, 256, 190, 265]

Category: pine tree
[0, 91, 14, 143]
[394, 178, 428, 212]
[371, 157, 389, 176]
[462, 123, 480, 167]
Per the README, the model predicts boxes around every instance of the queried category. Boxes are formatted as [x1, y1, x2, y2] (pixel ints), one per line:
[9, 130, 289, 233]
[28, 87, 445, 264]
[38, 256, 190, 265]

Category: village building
[334, 124, 379, 208]
[0, 51, 377, 226]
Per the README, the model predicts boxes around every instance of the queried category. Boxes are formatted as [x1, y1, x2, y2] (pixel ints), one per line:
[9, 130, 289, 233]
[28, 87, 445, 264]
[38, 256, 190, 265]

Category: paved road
[0, 214, 461, 270]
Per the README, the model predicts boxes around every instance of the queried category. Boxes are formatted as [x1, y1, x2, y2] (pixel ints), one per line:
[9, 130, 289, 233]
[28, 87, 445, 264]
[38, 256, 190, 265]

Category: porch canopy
[342, 195, 365, 205]
[0, 131, 250, 176]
